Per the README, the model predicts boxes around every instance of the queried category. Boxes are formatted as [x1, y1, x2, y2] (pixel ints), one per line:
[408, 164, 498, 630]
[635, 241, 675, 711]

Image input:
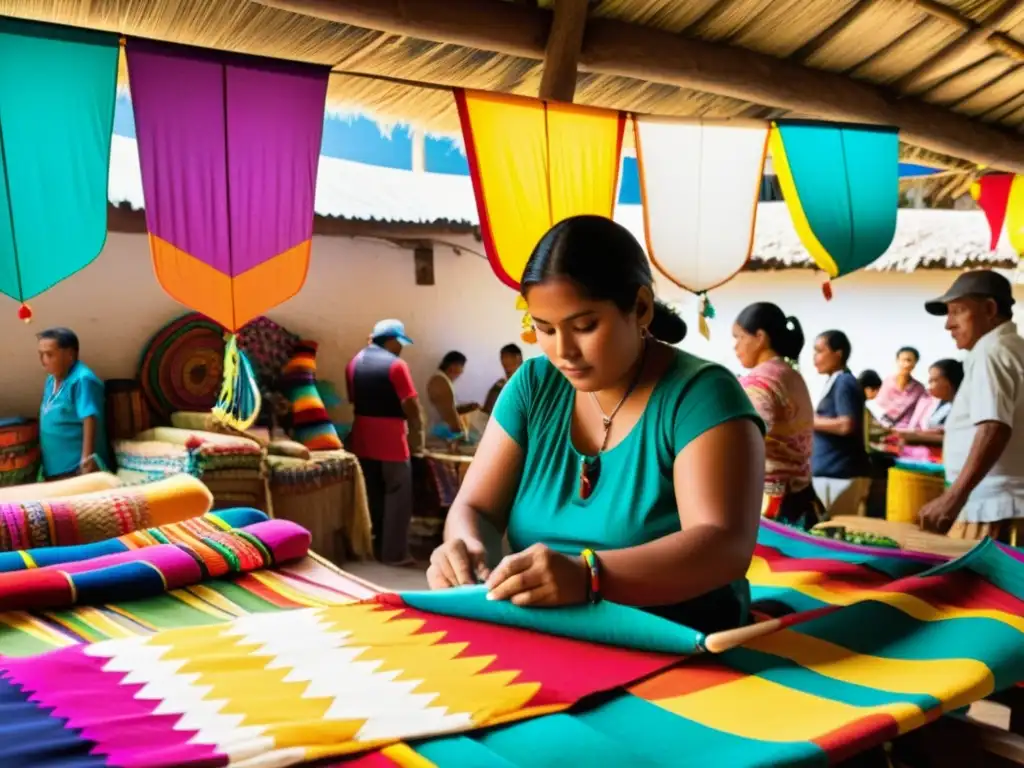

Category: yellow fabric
[122, 473, 214, 525]
[0, 471, 121, 502]
[768, 126, 839, 277]
[457, 90, 623, 287]
[1007, 174, 1024, 255]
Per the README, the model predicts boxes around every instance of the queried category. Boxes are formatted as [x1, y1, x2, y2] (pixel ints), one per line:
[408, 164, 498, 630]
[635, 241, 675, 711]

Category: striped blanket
[0, 521, 1020, 766]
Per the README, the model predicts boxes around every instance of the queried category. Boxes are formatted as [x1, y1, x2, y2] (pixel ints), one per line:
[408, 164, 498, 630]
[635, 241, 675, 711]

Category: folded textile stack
[0, 473, 212, 551]
[0, 418, 40, 487]
[267, 448, 372, 562]
[115, 426, 269, 512]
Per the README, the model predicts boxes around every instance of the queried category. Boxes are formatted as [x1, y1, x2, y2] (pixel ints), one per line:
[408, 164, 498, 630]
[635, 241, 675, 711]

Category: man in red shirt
[346, 319, 425, 565]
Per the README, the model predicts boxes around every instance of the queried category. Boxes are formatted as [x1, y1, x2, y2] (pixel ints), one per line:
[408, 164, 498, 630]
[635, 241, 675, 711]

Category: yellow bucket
[886, 467, 945, 523]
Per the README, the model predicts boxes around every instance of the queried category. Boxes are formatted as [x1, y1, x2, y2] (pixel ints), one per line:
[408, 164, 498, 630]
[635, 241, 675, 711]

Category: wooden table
[813, 516, 974, 558]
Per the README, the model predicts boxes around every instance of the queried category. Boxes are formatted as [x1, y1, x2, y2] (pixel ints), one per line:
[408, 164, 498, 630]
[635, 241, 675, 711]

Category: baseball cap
[371, 318, 413, 345]
[924, 270, 1015, 316]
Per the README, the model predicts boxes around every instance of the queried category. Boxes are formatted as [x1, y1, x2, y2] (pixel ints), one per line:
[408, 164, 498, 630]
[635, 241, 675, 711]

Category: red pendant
[579, 463, 592, 500]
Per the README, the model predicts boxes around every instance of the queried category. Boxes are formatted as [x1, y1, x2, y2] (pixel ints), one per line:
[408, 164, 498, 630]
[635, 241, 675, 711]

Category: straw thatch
[4, 0, 1024, 180]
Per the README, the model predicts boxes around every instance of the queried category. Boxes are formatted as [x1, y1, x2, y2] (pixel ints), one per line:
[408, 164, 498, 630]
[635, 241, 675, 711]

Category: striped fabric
[0, 522, 1020, 766]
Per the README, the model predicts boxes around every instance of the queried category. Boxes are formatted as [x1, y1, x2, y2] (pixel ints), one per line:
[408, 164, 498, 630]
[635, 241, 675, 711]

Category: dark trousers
[359, 458, 413, 564]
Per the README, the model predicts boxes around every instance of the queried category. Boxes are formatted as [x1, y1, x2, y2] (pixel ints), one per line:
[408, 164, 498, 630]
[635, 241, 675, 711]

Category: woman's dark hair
[735, 302, 805, 361]
[818, 330, 852, 365]
[857, 369, 882, 390]
[930, 358, 964, 393]
[897, 346, 920, 362]
[439, 351, 467, 370]
[521, 215, 686, 345]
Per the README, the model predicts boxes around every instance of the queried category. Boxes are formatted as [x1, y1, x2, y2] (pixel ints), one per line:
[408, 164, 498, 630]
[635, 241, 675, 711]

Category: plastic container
[886, 466, 945, 523]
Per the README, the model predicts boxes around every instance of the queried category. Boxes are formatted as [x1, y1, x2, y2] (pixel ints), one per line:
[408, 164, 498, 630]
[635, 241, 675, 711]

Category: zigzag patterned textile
[0, 522, 1022, 767]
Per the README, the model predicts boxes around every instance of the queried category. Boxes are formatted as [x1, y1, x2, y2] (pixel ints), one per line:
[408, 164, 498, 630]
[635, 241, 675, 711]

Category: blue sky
[112, 95, 935, 208]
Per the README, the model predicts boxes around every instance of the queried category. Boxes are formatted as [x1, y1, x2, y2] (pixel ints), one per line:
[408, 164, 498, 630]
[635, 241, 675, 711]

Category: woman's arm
[897, 428, 943, 446]
[432, 420, 524, 585]
[595, 418, 764, 607]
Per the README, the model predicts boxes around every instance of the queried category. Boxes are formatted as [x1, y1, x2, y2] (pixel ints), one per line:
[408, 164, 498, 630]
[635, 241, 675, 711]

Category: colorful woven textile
[0, 474, 212, 551]
[281, 341, 343, 450]
[0, 419, 40, 487]
[138, 313, 227, 421]
[104, 378, 152, 443]
[0, 515, 308, 613]
[1, 523, 1022, 767]
[0, 593, 682, 766]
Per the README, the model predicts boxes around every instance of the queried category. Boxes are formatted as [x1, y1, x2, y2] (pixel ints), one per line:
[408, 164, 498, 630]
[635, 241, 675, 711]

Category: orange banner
[455, 90, 625, 288]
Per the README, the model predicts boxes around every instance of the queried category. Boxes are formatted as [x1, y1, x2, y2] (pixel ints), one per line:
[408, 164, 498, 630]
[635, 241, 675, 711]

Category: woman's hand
[427, 538, 490, 589]
[485, 544, 588, 607]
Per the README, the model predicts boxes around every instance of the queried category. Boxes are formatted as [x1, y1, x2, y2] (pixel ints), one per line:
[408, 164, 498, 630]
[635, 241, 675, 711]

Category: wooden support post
[538, 0, 590, 102]
[254, 0, 1024, 173]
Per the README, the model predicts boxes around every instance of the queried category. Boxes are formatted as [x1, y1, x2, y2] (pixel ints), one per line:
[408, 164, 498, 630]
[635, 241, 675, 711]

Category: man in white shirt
[919, 270, 1024, 541]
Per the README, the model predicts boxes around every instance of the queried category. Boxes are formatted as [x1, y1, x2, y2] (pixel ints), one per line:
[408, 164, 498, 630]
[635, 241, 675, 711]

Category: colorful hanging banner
[455, 89, 625, 290]
[634, 117, 769, 337]
[771, 120, 899, 291]
[972, 173, 1024, 255]
[125, 40, 329, 332]
[126, 40, 329, 429]
[0, 19, 118, 321]
[971, 173, 1014, 251]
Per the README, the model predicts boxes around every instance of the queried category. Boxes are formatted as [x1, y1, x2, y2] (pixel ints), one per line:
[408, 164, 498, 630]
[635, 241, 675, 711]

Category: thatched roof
[106, 135, 1017, 272]
[4, 0, 1024, 188]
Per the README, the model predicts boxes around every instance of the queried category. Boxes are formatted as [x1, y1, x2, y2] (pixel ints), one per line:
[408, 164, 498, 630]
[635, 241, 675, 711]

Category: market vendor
[426, 351, 481, 443]
[919, 271, 1024, 541]
[37, 327, 109, 480]
[427, 215, 765, 634]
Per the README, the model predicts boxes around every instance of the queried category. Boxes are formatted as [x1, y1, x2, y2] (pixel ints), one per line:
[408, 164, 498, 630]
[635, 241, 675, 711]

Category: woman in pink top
[896, 358, 963, 461]
[875, 346, 927, 428]
[733, 302, 822, 528]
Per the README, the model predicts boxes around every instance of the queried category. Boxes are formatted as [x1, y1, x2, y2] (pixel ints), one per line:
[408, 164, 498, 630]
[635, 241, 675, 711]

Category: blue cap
[371, 318, 413, 346]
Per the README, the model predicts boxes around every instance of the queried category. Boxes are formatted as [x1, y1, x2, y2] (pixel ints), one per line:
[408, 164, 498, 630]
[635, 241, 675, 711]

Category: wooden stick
[913, 0, 1024, 62]
[254, 0, 1024, 172]
[538, 0, 590, 102]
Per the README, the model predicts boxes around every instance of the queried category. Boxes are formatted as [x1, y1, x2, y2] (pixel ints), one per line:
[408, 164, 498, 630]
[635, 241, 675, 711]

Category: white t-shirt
[943, 321, 1024, 523]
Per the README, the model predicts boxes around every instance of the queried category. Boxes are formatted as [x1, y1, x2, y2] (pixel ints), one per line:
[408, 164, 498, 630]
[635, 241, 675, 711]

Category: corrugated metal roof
[107, 135, 1014, 271]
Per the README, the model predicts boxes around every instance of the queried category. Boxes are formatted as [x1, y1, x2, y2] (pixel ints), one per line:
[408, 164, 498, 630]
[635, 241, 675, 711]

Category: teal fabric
[0, 19, 118, 302]
[894, 457, 944, 476]
[776, 120, 899, 278]
[39, 361, 109, 478]
[401, 585, 705, 654]
[489, 349, 762, 626]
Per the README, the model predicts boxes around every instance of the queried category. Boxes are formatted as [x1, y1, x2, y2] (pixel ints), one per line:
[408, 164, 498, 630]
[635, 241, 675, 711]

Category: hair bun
[650, 300, 686, 344]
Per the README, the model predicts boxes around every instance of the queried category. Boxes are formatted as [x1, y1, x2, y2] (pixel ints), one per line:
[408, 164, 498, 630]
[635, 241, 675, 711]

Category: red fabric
[372, 593, 681, 708]
[0, 570, 71, 611]
[975, 174, 1014, 251]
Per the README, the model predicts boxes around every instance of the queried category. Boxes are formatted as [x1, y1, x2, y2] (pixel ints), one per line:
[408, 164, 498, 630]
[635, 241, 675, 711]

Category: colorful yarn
[280, 340, 343, 450]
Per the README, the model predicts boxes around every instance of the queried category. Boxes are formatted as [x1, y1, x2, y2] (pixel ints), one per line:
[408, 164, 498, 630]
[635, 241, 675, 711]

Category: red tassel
[821, 278, 833, 301]
[17, 303, 32, 323]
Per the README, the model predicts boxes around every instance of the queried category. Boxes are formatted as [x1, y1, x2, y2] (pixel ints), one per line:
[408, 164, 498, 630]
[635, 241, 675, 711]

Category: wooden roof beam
[538, 0, 590, 102]
[255, 0, 1024, 173]
[912, 0, 1024, 62]
[895, 0, 1024, 93]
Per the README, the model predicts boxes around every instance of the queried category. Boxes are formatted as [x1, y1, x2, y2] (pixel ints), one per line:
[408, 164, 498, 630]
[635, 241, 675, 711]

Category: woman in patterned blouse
[733, 303, 822, 528]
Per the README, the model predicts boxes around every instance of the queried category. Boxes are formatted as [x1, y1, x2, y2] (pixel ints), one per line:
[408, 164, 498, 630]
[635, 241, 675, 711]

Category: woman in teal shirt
[428, 216, 765, 633]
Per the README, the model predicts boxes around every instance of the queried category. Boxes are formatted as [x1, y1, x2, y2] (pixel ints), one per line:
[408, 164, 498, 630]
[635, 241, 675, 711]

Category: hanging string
[697, 291, 716, 340]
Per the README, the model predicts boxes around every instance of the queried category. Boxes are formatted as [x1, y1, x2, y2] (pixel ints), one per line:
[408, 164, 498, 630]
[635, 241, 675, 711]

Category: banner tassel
[212, 333, 262, 432]
[697, 292, 715, 340]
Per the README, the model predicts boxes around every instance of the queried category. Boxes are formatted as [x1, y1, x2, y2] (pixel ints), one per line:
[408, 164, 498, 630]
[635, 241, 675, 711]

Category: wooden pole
[538, 0, 590, 102]
[254, 0, 1024, 173]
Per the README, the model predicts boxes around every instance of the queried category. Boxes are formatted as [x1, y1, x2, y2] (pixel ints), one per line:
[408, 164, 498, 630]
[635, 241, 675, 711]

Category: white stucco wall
[1, 232, 1021, 419]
